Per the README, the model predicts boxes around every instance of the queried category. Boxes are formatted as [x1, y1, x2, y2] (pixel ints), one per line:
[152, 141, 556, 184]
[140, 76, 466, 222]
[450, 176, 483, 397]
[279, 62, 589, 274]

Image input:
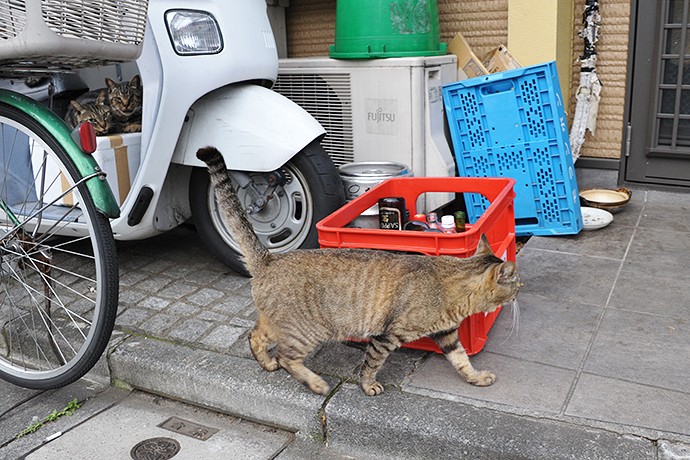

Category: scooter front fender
[172, 84, 325, 172]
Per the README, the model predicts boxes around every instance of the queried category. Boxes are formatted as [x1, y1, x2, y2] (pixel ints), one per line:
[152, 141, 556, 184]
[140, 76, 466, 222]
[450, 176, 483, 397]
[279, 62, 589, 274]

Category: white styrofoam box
[92, 132, 141, 206]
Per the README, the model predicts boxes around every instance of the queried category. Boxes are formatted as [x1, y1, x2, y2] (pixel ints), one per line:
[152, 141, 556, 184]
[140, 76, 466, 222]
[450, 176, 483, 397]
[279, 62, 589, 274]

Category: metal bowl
[579, 188, 632, 214]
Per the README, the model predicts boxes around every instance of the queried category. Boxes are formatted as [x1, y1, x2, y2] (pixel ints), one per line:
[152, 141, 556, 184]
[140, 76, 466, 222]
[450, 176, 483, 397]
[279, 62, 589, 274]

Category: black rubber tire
[189, 140, 345, 276]
[0, 103, 119, 389]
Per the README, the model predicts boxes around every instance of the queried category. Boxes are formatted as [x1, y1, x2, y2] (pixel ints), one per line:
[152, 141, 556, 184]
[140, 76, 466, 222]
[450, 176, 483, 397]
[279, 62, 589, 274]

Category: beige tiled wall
[285, 0, 630, 160]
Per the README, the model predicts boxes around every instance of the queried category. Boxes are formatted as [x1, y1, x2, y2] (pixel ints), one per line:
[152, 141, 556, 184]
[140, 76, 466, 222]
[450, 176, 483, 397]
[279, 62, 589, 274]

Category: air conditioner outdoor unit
[273, 55, 459, 212]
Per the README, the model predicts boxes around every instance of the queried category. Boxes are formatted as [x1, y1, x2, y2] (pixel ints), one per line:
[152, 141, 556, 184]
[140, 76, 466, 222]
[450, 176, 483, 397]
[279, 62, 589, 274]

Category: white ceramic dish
[581, 206, 613, 230]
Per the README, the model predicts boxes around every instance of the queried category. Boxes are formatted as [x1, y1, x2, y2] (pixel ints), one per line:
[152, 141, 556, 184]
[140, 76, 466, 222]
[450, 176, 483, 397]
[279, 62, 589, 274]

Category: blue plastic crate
[442, 61, 582, 236]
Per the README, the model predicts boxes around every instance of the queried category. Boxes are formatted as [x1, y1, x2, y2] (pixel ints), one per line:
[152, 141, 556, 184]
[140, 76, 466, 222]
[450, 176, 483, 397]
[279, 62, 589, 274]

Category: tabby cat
[64, 90, 112, 136]
[64, 75, 142, 135]
[197, 146, 520, 396]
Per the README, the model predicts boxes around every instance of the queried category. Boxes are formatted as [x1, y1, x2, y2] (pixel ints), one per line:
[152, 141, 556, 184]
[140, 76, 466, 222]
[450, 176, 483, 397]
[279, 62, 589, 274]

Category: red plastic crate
[317, 177, 516, 355]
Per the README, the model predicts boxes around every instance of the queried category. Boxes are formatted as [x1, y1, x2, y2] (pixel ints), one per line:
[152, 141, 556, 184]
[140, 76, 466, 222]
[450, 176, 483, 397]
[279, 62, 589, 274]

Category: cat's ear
[495, 261, 517, 285]
[95, 90, 107, 104]
[129, 75, 141, 88]
[70, 100, 85, 112]
[104, 78, 117, 90]
[474, 234, 494, 256]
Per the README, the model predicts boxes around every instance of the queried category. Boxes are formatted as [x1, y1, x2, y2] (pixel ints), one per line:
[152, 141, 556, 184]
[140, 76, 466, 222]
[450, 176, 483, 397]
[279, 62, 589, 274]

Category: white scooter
[65, 0, 345, 275]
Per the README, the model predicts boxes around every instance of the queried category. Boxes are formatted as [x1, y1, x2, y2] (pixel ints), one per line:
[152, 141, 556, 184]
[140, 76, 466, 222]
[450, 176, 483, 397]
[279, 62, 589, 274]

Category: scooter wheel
[189, 140, 345, 276]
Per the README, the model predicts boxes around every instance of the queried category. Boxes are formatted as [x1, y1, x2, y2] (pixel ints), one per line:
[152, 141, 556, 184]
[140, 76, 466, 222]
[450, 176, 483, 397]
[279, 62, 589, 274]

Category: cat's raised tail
[196, 147, 272, 273]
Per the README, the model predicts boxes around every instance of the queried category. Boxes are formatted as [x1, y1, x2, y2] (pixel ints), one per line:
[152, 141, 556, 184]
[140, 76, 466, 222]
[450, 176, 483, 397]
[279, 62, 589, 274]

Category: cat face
[474, 234, 520, 303]
[69, 91, 112, 135]
[105, 75, 142, 120]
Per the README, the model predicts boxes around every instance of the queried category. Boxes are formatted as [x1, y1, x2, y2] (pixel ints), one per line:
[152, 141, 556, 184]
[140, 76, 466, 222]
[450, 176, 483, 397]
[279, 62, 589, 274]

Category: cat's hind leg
[275, 341, 330, 396]
[430, 328, 495, 386]
[249, 313, 279, 372]
[359, 335, 401, 396]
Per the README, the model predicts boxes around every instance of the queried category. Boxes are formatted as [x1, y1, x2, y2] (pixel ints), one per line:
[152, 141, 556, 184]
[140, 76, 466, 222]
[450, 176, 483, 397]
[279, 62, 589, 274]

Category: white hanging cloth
[570, 0, 602, 162]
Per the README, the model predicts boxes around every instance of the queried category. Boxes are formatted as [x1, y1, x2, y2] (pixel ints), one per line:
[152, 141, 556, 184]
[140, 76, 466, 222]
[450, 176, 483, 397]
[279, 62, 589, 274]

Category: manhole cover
[130, 437, 181, 460]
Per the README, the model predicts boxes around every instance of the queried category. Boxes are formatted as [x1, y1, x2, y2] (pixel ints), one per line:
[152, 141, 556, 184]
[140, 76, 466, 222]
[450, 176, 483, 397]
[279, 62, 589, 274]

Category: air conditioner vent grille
[274, 72, 354, 166]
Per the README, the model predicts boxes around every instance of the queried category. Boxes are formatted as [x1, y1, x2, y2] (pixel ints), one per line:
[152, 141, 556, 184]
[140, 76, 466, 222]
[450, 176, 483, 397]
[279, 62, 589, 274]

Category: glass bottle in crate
[426, 212, 441, 230]
[440, 215, 456, 233]
[454, 211, 466, 233]
[378, 197, 406, 230]
[404, 213, 430, 231]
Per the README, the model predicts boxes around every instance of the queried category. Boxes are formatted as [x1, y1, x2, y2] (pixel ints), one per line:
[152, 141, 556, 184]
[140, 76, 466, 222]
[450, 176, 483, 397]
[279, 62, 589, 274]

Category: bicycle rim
[0, 104, 118, 389]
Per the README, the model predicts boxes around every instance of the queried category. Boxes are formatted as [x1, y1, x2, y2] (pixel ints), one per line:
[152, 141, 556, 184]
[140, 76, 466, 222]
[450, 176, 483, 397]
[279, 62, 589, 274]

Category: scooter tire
[189, 140, 345, 277]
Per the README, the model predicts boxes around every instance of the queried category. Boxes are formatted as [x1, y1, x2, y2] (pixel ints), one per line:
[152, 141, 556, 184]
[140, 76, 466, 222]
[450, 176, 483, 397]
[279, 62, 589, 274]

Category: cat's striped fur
[197, 146, 520, 396]
[64, 75, 142, 135]
[64, 90, 112, 136]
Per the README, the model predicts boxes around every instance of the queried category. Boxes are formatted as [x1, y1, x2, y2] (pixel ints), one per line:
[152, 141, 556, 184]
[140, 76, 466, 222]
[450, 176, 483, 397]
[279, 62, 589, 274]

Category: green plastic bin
[329, 0, 447, 59]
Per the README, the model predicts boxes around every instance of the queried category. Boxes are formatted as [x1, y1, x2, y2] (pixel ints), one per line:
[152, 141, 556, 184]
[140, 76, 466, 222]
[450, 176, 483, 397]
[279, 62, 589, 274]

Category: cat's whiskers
[501, 298, 520, 344]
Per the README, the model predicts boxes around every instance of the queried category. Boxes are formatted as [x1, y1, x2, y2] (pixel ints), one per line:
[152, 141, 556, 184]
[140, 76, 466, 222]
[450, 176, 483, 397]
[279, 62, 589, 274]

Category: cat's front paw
[361, 381, 385, 396]
[467, 370, 495, 387]
[307, 376, 330, 396]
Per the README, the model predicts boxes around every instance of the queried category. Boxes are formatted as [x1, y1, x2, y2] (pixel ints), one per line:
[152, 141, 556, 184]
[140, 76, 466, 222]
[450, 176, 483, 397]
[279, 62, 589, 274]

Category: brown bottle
[378, 197, 406, 230]
[454, 211, 466, 233]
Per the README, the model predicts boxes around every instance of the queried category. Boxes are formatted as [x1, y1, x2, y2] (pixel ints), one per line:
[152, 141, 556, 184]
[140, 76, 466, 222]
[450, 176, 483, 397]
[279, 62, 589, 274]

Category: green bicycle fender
[0, 89, 120, 218]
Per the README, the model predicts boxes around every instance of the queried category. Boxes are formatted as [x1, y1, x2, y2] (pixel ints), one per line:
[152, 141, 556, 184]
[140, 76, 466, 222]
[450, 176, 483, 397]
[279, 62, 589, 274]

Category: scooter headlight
[165, 10, 223, 55]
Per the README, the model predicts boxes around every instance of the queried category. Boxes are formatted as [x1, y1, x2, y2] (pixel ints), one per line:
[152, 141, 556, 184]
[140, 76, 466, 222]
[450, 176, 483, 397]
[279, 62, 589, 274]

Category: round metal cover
[130, 437, 181, 460]
[338, 161, 410, 180]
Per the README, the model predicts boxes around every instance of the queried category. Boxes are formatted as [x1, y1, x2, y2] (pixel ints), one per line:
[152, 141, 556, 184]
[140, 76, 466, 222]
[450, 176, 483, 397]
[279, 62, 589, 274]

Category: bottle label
[379, 207, 402, 230]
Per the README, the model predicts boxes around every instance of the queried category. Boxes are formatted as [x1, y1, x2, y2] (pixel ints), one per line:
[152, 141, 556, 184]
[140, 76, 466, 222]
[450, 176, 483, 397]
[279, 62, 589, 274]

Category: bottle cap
[441, 215, 454, 226]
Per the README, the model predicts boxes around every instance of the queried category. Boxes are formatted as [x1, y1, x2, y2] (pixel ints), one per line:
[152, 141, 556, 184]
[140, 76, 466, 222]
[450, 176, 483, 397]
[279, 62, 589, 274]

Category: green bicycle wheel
[0, 103, 118, 389]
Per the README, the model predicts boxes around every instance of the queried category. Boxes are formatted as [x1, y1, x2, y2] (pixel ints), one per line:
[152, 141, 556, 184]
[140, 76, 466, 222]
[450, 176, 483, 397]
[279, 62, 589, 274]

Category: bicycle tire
[0, 103, 118, 389]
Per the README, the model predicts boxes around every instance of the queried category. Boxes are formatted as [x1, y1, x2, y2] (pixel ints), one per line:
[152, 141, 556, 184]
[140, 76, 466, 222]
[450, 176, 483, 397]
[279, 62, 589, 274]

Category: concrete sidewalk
[11, 168, 690, 458]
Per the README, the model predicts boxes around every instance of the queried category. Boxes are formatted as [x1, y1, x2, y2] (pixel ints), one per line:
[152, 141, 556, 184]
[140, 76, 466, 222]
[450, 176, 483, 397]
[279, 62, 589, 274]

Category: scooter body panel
[109, 0, 303, 239]
[172, 84, 326, 172]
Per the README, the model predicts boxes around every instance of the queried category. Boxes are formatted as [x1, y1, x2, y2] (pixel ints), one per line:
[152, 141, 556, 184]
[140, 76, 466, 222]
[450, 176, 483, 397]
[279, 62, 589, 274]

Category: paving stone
[199, 325, 248, 351]
[566, 373, 690, 437]
[609, 260, 690, 318]
[210, 295, 254, 314]
[212, 275, 251, 292]
[139, 258, 176, 274]
[485, 292, 602, 369]
[406, 352, 576, 415]
[584, 309, 690, 393]
[197, 310, 230, 323]
[167, 319, 214, 343]
[187, 288, 226, 307]
[119, 289, 148, 305]
[139, 313, 180, 336]
[158, 282, 199, 299]
[180, 269, 224, 286]
[117, 308, 154, 328]
[517, 248, 621, 307]
[133, 276, 175, 294]
[658, 441, 690, 460]
[139, 296, 171, 311]
[165, 302, 201, 317]
[228, 317, 256, 328]
[119, 271, 151, 287]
